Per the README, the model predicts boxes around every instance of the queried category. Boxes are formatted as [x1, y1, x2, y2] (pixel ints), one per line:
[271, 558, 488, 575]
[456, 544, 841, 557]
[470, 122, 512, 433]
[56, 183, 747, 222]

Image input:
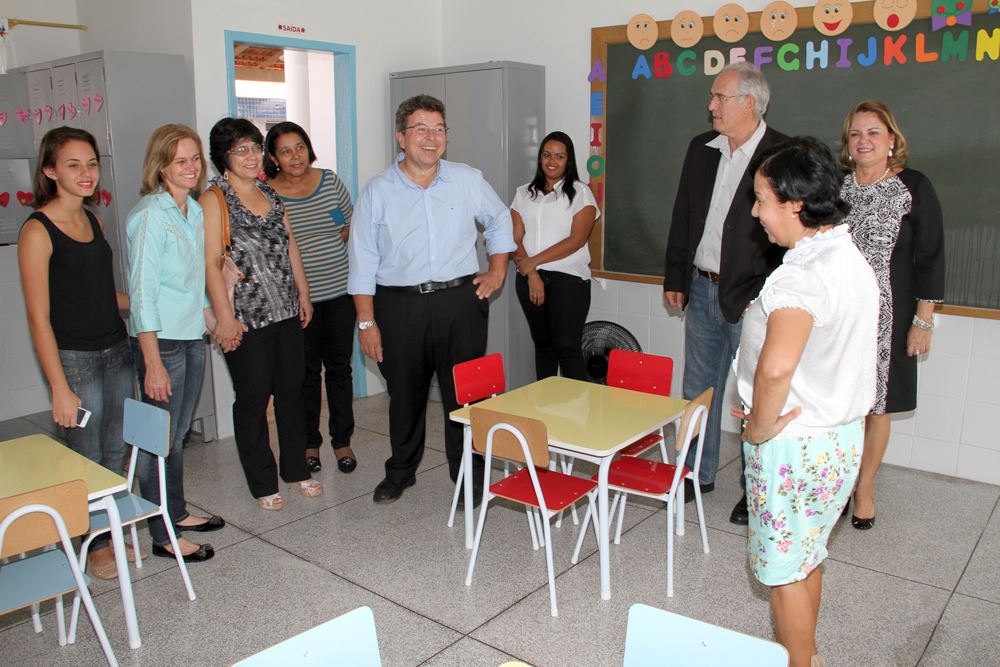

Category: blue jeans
[131, 338, 206, 547]
[59, 338, 134, 549]
[682, 272, 743, 486]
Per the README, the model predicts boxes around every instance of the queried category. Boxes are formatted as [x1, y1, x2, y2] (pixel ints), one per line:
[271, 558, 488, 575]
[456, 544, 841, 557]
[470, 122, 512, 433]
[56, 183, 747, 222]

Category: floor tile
[919, 594, 1000, 666]
[956, 502, 1000, 604]
[420, 636, 518, 666]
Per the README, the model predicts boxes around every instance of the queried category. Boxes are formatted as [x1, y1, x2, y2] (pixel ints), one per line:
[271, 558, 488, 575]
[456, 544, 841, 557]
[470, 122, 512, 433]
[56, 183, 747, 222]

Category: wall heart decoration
[102, 189, 112, 207]
[93, 95, 105, 112]
[33, 108, 43, 124]
[0, 112, 6, 127]
[57, 104, 66, 119]
[67, 102, 77, 119]
[81, 97, 91, 114]
[0, 192, 9, 207]
[15, 108, 30, 124]
[44, 104, 53, 120]
[17, 191, 34, 206]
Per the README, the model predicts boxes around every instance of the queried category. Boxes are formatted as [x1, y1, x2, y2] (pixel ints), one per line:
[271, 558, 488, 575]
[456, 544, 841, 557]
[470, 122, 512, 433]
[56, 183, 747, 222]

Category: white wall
[2, 0, 81, 69]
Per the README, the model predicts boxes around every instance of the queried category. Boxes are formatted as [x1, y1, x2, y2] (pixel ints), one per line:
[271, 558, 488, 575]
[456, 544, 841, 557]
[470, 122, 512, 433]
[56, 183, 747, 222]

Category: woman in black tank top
[18, 127, 133, 579]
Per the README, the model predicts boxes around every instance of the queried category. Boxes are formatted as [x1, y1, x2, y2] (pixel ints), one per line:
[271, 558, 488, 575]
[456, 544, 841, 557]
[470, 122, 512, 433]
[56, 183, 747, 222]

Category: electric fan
[581, 320, 641, 383]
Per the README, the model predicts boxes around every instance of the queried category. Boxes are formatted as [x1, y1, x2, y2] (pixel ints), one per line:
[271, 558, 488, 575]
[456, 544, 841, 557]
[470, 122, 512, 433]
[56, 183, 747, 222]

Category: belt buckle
[418, 282, 434, 294]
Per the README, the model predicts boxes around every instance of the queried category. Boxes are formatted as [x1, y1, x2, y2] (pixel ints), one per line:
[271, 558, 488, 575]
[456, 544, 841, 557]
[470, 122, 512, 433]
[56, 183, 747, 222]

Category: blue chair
[69, 398, 196, 642]
[0, 480, 118, 666]
[624, 603, 788, 666]
[234, 606, 381, 666]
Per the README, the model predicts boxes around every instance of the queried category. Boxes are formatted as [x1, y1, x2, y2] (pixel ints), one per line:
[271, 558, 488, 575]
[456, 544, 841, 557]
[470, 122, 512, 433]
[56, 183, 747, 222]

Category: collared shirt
[511, 179, 599, 280]
[126, 189, 207, 340]
[694, 120, 768, 274]
[347, 155, 515, 294]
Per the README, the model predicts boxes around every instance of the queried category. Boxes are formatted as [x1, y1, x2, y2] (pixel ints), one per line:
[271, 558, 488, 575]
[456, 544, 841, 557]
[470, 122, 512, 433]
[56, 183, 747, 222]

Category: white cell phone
[77, 407, 92, 428]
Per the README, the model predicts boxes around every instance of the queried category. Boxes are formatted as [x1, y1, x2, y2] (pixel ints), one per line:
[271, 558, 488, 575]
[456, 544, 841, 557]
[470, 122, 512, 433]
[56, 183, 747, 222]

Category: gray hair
[394, 94, 446, 133]
[721, 63, 770, 118]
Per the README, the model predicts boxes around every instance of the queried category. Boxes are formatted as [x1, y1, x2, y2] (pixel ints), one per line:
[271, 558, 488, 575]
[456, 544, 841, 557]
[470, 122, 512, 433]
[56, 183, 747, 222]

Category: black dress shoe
[337, 455, 357, 474]
[456, 482, 484, 511]
[178, 515, 225, 533]
[306, 456, 322, 473]
[851, 514, 875, 530]
[152, 542, 214, 562]
[682, 479, 715, 504]
[373, 476, 416, 504]
[730, 496, 749, 525]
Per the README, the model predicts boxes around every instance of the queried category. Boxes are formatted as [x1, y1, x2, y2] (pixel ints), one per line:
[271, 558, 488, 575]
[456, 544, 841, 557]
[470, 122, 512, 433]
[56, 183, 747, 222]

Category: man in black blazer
[663, 63, 787, 525]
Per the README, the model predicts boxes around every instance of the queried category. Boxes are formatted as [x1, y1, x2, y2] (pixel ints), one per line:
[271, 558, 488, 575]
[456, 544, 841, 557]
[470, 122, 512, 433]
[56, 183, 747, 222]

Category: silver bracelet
[912, 314, 935, 331]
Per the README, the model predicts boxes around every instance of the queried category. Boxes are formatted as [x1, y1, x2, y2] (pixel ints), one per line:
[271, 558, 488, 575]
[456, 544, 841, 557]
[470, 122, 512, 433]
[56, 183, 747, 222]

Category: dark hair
[394, 94, 446, 133]
[263, 121, 317, 179]
[527, 131, 580, 204]
[32, 126, 101, 208]
[208, 117, 263, 176]
[750, 136, 850, 228]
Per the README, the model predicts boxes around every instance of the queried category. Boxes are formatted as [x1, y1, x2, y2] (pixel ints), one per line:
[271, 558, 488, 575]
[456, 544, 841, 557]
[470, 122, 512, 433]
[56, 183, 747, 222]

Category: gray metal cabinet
[388, 62, 544, 390]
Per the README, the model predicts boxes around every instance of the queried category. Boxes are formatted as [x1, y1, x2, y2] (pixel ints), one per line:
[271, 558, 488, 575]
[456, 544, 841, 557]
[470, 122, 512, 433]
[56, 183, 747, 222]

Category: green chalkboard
[597, 11, 1000, 309]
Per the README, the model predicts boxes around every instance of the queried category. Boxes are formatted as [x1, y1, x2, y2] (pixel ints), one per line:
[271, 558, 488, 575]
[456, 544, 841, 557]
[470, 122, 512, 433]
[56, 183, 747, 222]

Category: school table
[450, 376, 688, 600]
[0, 433, 142, 648]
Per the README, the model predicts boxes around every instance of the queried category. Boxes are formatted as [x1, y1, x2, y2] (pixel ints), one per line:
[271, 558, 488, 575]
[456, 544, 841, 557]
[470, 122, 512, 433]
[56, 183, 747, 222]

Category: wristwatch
[357, 319, 377, 331]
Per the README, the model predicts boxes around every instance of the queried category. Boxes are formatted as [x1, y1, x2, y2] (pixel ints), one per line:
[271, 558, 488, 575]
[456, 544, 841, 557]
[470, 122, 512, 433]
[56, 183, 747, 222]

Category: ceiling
[234, 43, 285, 82]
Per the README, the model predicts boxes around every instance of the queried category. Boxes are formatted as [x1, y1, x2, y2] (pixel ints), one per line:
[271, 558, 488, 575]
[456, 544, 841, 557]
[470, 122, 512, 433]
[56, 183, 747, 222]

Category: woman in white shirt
[736, 137, 878, 667]
[511, 131, 598, 381]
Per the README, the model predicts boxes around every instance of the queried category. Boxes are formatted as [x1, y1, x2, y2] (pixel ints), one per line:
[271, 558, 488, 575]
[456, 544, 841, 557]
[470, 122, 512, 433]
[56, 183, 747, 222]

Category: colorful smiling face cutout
[627, 13, 659, 50]
[671, 10, 705, 48]
[873, 0, 918, 31]
[713, 4, 750, 43]
[813, 0, 854, 36]
[930, 0, 973, 30]
[990, 0, 999, 14]
[760, 1, 799, 41]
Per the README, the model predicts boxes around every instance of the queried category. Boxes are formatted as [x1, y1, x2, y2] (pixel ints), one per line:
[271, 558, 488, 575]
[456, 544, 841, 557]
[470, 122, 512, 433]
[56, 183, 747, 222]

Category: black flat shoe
[730, 497, 749, 525]
[851, 514, 875, 530]
[178, 515, 225, 533]
[373, 476, 415, 504]
[152, 542, 214, 562]
[306, 456, 322, 473]
[337, 456, 357, 474]
[682, 479, 715, 504]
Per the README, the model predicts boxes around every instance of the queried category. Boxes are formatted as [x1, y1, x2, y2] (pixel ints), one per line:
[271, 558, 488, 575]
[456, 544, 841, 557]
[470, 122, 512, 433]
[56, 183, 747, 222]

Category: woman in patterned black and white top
[839, 100, 945, 530]
[201, 117, 322, 511]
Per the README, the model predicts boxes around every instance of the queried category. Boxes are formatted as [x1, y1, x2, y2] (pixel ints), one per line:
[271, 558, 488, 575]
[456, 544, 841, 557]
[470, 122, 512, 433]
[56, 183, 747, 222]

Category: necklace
[854, 166, 891, 185]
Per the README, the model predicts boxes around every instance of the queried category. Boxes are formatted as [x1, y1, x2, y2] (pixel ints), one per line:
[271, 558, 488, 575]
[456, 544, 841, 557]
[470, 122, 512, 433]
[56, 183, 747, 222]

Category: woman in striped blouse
[265, 122, 357, 475]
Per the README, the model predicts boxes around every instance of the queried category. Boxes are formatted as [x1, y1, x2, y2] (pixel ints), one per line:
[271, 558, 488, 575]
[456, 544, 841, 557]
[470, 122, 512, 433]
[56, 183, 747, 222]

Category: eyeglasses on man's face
[404, 124, 448, 137]
[708, 92, 746, 105]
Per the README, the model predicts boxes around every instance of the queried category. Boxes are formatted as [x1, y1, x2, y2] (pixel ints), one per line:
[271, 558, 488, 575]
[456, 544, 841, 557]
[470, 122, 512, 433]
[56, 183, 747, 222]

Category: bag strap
[207, 185, 231, 253]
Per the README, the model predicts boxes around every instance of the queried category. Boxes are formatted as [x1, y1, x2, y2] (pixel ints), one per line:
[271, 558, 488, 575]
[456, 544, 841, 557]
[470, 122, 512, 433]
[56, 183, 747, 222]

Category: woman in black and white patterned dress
[839, 100, 945, 529]
[201, 117, 323, 511]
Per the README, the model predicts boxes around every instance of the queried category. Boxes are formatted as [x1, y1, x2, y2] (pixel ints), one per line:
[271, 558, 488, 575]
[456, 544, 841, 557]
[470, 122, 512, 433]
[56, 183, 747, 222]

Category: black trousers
[303, 294, 356, 449]
[223, 316, 310, 497]
[374, 281, 488, 484]
[515, 270, 591, 381]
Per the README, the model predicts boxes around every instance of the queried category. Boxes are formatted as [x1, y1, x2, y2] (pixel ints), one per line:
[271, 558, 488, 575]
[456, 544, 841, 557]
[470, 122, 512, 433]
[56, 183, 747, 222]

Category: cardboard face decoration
[930, 0, 973, 30]
[627, 13, 659, 50]
[713, 4, 750, 43]
[873, 0, 918, 31]
[813, 0, 854, 36]
[671, 10, 705, 48]
[760, 1, 799, 41]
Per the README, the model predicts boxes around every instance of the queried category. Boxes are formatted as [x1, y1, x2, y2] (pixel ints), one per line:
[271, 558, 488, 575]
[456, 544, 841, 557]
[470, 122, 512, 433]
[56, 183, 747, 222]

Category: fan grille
[580, 321, 641, 383]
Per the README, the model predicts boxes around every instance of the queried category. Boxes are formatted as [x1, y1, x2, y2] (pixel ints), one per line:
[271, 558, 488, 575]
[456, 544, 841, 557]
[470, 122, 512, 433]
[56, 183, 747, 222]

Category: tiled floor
[1, 394, 998, 666]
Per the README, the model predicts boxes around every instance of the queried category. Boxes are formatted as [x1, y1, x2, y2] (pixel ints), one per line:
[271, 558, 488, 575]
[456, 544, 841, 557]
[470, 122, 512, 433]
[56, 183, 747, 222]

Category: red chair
[465, 407, 598, 616]
[449, 353, 505, 529]
[607, 349, 674, 458]
[571, 388, 713, 597]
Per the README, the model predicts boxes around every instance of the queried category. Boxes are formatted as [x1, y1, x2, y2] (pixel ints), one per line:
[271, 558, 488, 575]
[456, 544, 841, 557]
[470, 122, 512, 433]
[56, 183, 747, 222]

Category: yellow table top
[0, 434, 128, 501]
[450, 376, 688, 457]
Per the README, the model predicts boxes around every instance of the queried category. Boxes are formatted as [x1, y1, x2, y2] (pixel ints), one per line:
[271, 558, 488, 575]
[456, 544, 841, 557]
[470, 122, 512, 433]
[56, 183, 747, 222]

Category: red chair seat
[617, 433, 663, 458]
[594, 457, 693, 496]
[491, 468, 597, 512]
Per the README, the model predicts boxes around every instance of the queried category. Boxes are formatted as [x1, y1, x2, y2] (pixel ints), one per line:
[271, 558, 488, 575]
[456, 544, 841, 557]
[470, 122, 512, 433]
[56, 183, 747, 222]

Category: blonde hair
[839, 100, 909, 171]
[139, 124, 206, 196]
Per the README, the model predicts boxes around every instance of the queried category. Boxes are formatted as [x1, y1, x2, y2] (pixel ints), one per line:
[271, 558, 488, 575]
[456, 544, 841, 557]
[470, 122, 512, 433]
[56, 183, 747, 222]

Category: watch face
[358, 320, 375, 330]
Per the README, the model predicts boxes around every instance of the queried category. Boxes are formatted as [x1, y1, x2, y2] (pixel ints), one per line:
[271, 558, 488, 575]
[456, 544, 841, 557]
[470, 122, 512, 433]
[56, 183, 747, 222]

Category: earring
[889, 145, 894, 157]
[223, 170, 229, 181]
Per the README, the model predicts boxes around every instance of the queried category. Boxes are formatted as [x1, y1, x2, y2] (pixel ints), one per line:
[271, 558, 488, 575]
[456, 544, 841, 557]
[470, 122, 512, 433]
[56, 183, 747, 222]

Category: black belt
[697, 269, 721, 283]
[382, 274, 475, 294]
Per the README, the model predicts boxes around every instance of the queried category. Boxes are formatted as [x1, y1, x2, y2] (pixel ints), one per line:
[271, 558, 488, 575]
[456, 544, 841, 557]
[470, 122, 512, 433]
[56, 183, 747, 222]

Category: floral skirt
[744, 420, 863, 586]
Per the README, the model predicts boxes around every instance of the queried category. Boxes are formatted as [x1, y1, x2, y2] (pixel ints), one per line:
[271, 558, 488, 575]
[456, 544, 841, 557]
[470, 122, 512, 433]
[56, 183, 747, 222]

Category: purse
[203, 185, 244, 332]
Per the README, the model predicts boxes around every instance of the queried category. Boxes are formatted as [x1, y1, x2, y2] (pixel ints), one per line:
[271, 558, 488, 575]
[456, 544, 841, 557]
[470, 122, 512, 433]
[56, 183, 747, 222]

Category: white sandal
[258, 493, 284, 511]
[299, 478, 323, 497]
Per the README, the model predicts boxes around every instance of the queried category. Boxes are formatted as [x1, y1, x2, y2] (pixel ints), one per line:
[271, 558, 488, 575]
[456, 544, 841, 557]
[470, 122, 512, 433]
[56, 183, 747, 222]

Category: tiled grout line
[914, 493, 1000, 666]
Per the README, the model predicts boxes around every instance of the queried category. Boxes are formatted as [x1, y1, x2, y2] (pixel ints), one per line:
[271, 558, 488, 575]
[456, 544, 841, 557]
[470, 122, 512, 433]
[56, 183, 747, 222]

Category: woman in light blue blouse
[126, 124, 225, 563]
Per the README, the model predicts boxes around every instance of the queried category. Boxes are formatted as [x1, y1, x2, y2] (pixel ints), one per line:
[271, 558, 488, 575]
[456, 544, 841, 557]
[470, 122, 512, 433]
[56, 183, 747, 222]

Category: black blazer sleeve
[897, 169, 945, 302]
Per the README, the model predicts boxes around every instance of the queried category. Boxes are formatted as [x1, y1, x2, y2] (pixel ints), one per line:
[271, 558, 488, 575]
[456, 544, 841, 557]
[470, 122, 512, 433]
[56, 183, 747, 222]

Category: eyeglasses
[228, 144, 264, 157]
[404, 124, 448, 136]
[708, 92, 746, 105]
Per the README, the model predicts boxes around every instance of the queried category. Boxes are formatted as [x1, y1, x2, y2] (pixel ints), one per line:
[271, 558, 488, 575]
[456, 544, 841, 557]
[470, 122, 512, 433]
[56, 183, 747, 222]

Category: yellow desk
[0, 434, 142, 649]
[450, 376, 688, 600]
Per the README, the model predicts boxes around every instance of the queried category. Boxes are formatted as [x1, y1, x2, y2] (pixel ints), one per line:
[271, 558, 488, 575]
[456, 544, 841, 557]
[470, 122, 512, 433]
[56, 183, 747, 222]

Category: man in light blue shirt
[349, 94, 514, 505]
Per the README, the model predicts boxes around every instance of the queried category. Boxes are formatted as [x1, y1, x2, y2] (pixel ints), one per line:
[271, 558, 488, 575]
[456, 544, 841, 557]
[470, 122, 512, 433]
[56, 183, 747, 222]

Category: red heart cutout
[44, 104, 53, 120]
[33, 108, 43, 124]
[15, 108, 30, 124]
[81, 97, 91, 114]
[102, 190, 111, 206]
[0, 112, 6, 127]
[94, 95, 105, 112]
[67, 102, 77, 119]
[57, 104, 66, 119]
[0, 192, 9, 207]
[17, 191, 33, 206]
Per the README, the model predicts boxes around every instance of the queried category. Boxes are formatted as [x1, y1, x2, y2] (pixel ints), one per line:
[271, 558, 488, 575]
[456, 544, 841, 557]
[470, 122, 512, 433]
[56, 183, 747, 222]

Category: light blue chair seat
[86, 491, 158, 533]
[0, 550, 89, 614]
[234, 606, 381, 666]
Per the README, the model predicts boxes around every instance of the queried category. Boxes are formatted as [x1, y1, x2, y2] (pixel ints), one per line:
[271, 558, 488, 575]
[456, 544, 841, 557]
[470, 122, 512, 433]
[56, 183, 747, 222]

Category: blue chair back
[234, 606, 381, 666]
[123, 398, 171, 458]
